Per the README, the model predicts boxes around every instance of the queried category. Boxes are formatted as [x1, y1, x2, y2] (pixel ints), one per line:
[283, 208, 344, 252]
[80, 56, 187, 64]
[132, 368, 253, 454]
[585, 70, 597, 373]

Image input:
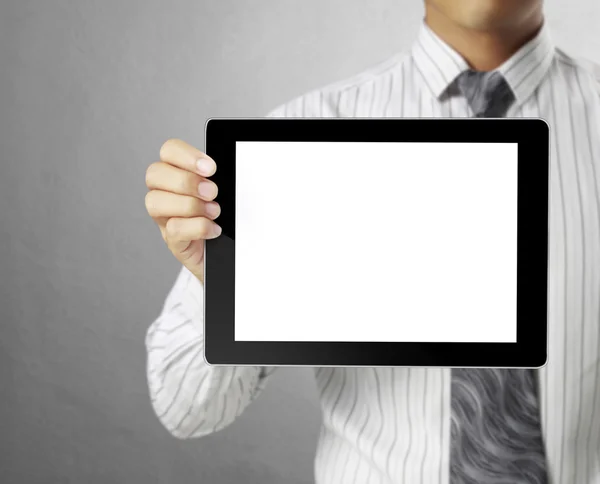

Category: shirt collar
[411, 21, 556, 106]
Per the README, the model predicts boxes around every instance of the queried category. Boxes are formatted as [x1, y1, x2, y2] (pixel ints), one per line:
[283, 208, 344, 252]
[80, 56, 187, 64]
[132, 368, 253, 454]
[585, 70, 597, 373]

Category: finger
[146, 161, 218, 200]
[145, 190, 221, 219]
[154, 216, 168, 242]
[172, 239, 206, 273]
[165, 217, 222, 248]
[159, 138, 216, 177]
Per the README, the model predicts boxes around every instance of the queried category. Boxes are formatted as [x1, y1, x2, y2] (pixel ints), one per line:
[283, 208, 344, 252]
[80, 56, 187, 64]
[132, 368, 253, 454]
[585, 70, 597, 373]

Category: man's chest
[526, 74, 600, 480]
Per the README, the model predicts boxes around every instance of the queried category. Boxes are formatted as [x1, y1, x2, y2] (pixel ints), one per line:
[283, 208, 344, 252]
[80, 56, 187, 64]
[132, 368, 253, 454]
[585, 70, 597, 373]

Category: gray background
[0, 1, 598, 483]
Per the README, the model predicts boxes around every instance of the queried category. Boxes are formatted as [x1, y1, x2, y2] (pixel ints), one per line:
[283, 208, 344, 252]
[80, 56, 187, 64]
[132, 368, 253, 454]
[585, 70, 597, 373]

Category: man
[144, 0, 600, 482]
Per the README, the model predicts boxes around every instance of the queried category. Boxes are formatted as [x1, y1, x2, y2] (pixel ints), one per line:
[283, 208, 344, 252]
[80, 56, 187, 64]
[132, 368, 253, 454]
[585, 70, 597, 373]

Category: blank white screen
[235, 141, 518, 343]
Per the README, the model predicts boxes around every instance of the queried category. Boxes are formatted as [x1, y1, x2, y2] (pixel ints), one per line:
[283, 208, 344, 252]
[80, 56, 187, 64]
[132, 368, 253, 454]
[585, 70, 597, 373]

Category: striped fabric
[145, 21, 600, 484]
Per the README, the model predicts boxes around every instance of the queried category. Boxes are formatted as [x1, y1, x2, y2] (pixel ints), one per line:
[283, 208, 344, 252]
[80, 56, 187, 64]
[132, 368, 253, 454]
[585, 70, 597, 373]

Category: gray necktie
[450, 70, 549, 484]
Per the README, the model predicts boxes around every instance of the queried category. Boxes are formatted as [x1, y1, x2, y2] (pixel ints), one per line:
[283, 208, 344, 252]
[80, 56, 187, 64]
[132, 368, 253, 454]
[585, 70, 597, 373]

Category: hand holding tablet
[204, 118, 549, 368]
[145, 138, 222, 285]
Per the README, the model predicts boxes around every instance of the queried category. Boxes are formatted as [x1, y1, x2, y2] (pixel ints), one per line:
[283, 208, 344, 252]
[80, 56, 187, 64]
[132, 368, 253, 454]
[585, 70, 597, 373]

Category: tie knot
[455, 69, 515, 117]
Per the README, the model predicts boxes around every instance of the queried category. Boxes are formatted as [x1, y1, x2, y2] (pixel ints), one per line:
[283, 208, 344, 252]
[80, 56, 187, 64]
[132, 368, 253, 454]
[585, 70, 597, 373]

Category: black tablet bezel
[204, 118, 549, 368]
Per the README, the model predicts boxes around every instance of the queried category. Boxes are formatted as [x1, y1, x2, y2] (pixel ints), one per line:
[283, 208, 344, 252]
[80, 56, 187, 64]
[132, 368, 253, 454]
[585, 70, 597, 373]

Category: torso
[272, 47, 600, 484]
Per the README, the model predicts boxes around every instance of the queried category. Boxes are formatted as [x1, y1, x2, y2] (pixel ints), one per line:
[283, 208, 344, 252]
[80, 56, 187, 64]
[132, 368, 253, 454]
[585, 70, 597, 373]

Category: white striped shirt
[146, 21, 600, 484]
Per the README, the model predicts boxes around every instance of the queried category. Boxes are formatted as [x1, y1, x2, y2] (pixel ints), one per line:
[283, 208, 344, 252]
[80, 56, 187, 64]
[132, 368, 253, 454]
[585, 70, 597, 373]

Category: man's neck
[424, 7, 544, 71]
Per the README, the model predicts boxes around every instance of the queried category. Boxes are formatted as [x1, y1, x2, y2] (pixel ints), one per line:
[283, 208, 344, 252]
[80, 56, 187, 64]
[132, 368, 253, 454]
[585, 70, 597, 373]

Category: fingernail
[205, 202, 220, 219]
[213, 223, 222, 236]
[197, 157, 214, 176]
[198, 181, 216, 199]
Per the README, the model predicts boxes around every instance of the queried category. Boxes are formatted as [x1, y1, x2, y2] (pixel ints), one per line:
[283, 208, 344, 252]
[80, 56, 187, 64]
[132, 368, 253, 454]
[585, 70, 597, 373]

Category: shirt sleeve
[145, 265, 278, 439]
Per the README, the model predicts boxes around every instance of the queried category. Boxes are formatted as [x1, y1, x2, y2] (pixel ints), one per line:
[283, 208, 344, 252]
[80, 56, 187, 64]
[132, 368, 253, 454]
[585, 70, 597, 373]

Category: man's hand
[145, 139, 221, 285]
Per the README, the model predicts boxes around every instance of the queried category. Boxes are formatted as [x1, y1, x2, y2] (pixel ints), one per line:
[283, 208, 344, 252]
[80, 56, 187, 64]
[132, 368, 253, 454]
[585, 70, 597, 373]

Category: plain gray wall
[1, 1, 598, 483]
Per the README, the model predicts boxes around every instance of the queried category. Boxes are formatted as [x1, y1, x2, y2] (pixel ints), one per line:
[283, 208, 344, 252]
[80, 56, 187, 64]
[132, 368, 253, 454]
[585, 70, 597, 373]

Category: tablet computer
[204, 118, 549, 368]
